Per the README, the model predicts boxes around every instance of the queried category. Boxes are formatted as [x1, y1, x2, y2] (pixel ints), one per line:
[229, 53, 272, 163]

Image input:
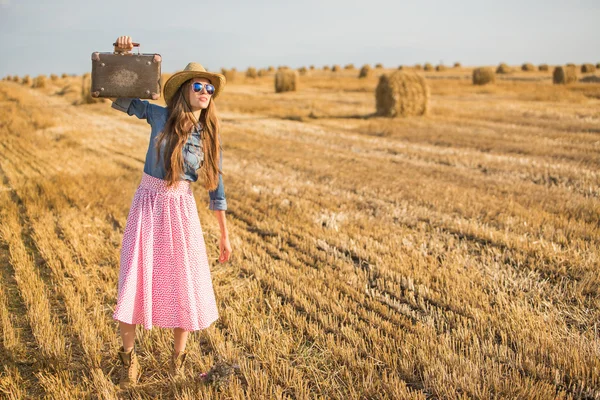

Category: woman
[110, 35, 232, 389]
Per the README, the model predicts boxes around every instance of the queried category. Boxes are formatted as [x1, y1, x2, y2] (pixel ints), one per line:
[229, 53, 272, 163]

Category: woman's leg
[119, 321, 136, 351]
[174, 328, 189, 354]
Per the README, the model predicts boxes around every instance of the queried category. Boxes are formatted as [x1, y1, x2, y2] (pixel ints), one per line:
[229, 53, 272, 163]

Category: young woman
[109, 35, 232, 389]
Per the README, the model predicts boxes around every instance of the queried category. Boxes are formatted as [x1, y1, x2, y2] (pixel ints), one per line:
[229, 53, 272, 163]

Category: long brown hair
[154, 78, 222, 191]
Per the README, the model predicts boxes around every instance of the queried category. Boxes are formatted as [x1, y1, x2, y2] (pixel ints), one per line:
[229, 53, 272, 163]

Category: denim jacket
[111, 97, 227, 211]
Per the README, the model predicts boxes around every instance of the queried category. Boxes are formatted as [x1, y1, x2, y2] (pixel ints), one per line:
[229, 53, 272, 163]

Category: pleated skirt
[112, 172, 219, 331]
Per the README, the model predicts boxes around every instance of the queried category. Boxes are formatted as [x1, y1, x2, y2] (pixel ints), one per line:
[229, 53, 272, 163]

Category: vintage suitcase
[90, 42, 162, 99]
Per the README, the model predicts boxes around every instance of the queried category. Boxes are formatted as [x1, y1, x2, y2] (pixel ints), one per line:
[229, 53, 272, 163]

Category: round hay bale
[344, 64, 355, 70]
[267, 66, 275, 72]
[222, 69, 236, 82]
[538, 64, 549, 72]
[423, 63, 434, 71]
[50, 74, 59, 81]
[61, 73, 69, 79]
[275, 69, 298, 93]
[375, 71, 429, 117]
[358, 64, 371, 78]
[472, 67, 495, 85]
[566, 63, 576, 67]
[553, 65, 577, 84]
[323, 65, 330, 71]
[414, 64, 422, 70]
[453, 62, 461, 68]
[32, 75, 47, 88]
[246, 67, 257, 78]
[331, 65, 340, 72]
[496, 63, 511, 74]
[581, 64, 596, 73]
[309, 65, 315, 70]
[397, 65, 404, 70]
[436, 64, 447, 72]
[298, 66, 307, 75]
[4, 75, 11, 81]
[522, 63, 536, 71]
[596, 63, 600, 69]
[13, 76, 20, 83]
[257, 68, 267, 77]
[375, 63, 383, 69]
[22, 75, 32, 85]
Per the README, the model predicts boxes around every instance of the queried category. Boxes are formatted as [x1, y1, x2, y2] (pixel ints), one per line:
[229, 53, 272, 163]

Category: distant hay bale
[397, 65, 404, 70]
[375, 63, 383, 69]
[257, 69, 268, 77]
[538, 64, 549, 72]
[522, 63, 536, 71]
[332, 65, 340, 72]
[32, 75, 47, 88]
[423, 63, 433, 71]
[453, 62, 461, 68]
[61, 73, 69, 79]
[566, 63, 575, 67]
[13, 76, 20, 83]
[344, 64, 355, 70]
[323, 65, 330, 71]
[436, 64, 447, 72]
[277, 65, 289, 70]
[375, 71, 429, 117]
[581, 64, 596, 73]
[274, 69, 298, 93]
[414, 64, 422, 70]
[358, 64, 371, 78]
[50, 74, 59, 81]
[553, 65, 577, 84]
[496, 63, 511, 74]
[596, 63, 600, 69]
[246, 67, 257, 78]
[222, 69, 236, 82]
[298, 66, 307, 75]
[309, 65, 315, 70]
[22, 75, 32, 85]
[472, 67, 496, 85]
[267, 66, 274, 72]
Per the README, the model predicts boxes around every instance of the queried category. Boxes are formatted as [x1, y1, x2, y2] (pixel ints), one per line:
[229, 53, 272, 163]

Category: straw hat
[163, 62, 226, 104]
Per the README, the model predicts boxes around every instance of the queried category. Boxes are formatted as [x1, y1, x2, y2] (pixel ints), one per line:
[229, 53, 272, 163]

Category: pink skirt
[113, 172, 219, 331]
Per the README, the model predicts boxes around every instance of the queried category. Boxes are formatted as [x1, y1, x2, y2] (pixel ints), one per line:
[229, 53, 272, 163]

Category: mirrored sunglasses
[192, 82, 215, 95]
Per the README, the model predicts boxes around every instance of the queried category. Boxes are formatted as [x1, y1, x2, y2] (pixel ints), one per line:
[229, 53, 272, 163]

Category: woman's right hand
[114, 35, 134, 53]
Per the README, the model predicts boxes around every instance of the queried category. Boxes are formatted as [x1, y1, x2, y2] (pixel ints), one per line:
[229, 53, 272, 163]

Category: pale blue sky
[1, 0, 598, 77]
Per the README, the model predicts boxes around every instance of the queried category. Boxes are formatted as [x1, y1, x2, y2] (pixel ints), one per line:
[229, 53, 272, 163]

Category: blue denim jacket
[111, 98, 227, 211]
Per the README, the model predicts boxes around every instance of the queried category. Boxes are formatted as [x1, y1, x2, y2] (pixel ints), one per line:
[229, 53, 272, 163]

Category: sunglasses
[191, 82, 215, 95]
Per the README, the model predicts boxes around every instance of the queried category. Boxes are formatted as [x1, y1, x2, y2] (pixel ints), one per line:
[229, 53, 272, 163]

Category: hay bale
[397, 65, 404, 70]
[358, 64, 371, 78]
[522, 63, 536, 71]
[257, 69, 268, 77]
[453, 62, 461, 68]
[435, 64, 447, 72]
[61, 73, 69, 79]
[323, 65, 330, 71]
[538, 64, 549, 71]
[267, 66, 274, 72]
[566, 63, 576, 67]
[50, 74, 59, 81]
[472, 67, 495, 85]
[581, 64, 596, 73]
[375, 63, 383, 69]
[375, 71, 429, 117]
[331, 64, 340, 72]
[309, 65, 315, 70]
[496, 63, 511, 74]
[423, 63, 433, 71]
[553, 65, 577, 84]
[32, 75, 47, 88]
[298, 66, 307, 75]
[344, 64, 355, 70]
[22, 75, 32, 85]
[274, 69, 298, 93]
[596, 63, 600, 69]
[12, 76, 20, 83]
[222, 69, 236, 82]
[246, 67, 257, 78]
[414, 64, 422, 70]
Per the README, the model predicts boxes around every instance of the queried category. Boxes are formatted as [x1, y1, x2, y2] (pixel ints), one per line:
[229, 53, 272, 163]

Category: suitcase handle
[112, 42, 140, 47]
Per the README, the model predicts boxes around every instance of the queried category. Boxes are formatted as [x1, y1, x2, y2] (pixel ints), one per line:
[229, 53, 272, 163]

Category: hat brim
[163, 70, 226, 104]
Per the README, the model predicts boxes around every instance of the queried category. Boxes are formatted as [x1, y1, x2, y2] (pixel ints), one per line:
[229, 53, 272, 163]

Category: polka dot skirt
[113, 172, 219, 331]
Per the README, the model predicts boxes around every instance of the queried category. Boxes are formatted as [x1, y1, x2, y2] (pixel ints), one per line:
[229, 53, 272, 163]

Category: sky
[0, 0, 598, 77]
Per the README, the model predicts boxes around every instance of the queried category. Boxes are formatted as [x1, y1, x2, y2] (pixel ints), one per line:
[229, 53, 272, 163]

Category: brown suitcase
[90, 42, 162, 99]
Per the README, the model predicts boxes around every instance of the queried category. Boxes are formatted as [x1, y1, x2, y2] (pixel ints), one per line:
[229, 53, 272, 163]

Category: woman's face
[187, 77, 212, 110]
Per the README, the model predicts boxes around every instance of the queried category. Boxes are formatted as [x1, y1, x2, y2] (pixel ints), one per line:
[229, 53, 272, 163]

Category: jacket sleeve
[111, 98, 153, 125]
[208, 144, 227, 211]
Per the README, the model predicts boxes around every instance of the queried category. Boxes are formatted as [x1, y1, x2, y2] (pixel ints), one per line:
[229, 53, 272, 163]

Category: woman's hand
[218, 235, 232, 263]
[114, 35, 134, 53]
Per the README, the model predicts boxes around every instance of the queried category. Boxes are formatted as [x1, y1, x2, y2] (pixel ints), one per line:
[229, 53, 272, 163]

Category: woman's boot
[169, 350, 187, 379]
[118, 345, 141, 389]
